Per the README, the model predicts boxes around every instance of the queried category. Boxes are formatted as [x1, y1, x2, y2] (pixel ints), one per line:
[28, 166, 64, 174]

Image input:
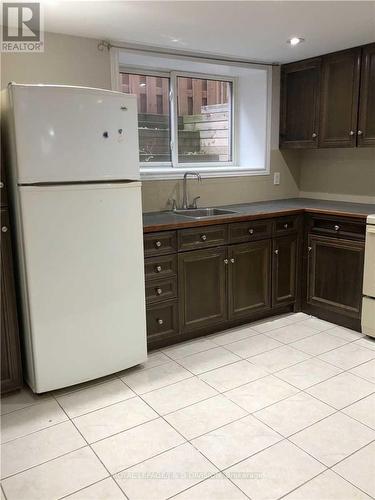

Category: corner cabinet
[303, 215, 365, 330]
[279, 58, 321, 148]
[319, 48, 361, 148]
[280, 43, 375, 149]
[358, 43, 375, 146]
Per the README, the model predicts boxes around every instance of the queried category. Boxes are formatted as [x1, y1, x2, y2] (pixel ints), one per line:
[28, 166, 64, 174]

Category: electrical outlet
[273, 172, 280, 185]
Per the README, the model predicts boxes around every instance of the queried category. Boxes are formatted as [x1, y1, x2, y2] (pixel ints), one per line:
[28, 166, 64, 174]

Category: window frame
[119, 66, 236, 171]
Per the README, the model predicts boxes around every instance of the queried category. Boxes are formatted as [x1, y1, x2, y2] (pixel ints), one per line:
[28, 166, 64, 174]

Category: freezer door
[9, 84, 139, 183]
[18, 182, 146, 392]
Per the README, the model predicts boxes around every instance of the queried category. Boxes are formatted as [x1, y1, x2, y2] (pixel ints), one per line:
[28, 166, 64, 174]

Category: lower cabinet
[307, 235, 364, 319]
[179, 247, 227, 333]
[272, 234, 298, 307]
[146, 299, 179, 343]
[228, 240, 271, 319]
[1, 209, 22, 394]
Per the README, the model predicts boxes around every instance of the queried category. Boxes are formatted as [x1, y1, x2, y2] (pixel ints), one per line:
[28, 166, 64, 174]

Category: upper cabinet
[319, 48, 361, 148]
[280, 43, 375, 149]
[280, 58, 321, 148]
[358, 43, 375, 146]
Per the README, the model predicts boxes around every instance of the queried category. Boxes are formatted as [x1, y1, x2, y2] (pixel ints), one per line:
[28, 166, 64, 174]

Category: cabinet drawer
[145, 254, 177, 281]
[309, 216, 365, 240]
[144, 231, 177, 257]
[146, 300, 179, 341]
[229, 219, 272, 243]
[178, 224, 228, 251]
[145, 276, 177, 304]
[273, 215, 301, 236]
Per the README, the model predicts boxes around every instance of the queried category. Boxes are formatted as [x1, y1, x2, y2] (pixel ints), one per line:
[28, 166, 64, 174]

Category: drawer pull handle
[0, 182, 4, 188]
[200, 234, 207, 241]
[1, 226, 8, 233]
[308, 246, 312, 252]
[283, 223, 288, 229]
[334, 225, 340, 231]
[155, 240, 162, 248]
[230, 258, 235, 263]
[248, 228, 254, 235]
[274, 249, 279, 255]
[156, 265, 162, 273]
[156, 288, 163, 295]
[157, 318, 164, 325]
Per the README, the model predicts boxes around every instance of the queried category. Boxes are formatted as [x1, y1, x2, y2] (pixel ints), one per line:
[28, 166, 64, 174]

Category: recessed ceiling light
[287, 37, 305, 46]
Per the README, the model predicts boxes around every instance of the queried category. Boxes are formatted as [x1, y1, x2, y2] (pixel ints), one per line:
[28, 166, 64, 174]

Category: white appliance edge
[362, 214, 375, 338]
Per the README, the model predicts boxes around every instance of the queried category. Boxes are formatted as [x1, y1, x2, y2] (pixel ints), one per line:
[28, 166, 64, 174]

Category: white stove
[362, 214, 375, 337]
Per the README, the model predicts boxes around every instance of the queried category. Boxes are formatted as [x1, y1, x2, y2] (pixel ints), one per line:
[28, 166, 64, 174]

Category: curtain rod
[98, 40, 279, 68]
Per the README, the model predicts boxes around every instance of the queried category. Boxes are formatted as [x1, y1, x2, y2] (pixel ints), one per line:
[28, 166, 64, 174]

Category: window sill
[140, 166, 269, 180]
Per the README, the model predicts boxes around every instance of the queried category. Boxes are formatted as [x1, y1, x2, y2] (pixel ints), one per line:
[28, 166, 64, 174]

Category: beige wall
[299, 148, 375, 204]
[2, 31, 372, 209]
[1, 32, 111, 90]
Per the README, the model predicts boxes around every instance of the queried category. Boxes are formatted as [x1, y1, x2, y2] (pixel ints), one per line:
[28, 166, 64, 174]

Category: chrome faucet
[182, 171, 202, 210]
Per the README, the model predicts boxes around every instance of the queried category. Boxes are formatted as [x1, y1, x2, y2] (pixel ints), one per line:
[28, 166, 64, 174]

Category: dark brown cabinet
[280, 43, 374, 149]
[280, 58, 321, 148]
[307, 234, 364, 321]
[178, 247, 227, 333]
[319, 48, 361, 148]
[1, 208, 22, 394]
[228, 241, 271, 319]
[358, 43, 375, 147]
[272, 234, 298, 307]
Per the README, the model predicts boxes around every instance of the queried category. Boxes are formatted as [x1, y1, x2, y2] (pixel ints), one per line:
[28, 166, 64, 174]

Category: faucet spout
[182, 171, 202, 210]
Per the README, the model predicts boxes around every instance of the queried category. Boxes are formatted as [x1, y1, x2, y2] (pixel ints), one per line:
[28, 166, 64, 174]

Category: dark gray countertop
[143, 198, 375, 232]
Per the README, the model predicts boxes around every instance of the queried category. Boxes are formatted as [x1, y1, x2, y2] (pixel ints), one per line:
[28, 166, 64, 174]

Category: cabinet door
[228, 240, 271, 320]
[307, 235, 364, 318]
[358, 43, 375, 147]
[319, 48, 361, 148]
[179, 247, 227, 333]
[272, 234, 298, 307]
[280, 58, 321, 148]
[1, 209, 22, 394]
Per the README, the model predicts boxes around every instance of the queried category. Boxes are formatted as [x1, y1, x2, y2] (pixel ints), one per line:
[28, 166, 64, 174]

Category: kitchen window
[117, 49, 271, 179]
[120, 70, 233, 168]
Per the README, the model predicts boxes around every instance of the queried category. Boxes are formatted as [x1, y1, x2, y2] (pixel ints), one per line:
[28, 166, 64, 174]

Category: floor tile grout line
[0, 394, 53, 417]
[0, 416, 71, 446]
[57, 477, 129, 500]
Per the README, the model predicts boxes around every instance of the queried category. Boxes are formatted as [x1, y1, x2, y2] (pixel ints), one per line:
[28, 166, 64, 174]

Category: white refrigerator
[5, 84, 147, 393]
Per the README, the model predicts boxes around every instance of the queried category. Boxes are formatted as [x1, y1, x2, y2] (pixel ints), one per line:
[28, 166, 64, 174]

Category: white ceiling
[42, 1, 375, 63]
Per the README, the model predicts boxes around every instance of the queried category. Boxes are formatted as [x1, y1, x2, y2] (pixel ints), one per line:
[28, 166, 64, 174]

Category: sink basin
[174, 208, 237, 219]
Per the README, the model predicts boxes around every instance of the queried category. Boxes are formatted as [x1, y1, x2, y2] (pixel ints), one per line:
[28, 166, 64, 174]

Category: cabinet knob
[155, 240, 162, 248]
[200, 234, 207, 241]
[0, 181, 4, 188]
[157, 318, 164, 325]
[230, 258, 235, 263]
[312, 133, 317, 138]
[156, 265, 162, 273]
[274, 249, 279, 255]
[1, 226, 8, 233]
[156, 287, 163, 295]
[349, 130, 355, 136]
[224, 259, 228, 265]
[334, 225, 340, 231]
[283, 223, 288, 229]
[358, 130, 363, 136]
[248, 228, 254, 235]
[308, 246, 312, 252]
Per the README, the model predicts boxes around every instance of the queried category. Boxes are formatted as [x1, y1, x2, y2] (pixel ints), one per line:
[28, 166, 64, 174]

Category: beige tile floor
[1, 313, 375, 500]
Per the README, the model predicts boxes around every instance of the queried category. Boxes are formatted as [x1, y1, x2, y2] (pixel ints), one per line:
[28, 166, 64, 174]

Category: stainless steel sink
[174, 208, 238, 219]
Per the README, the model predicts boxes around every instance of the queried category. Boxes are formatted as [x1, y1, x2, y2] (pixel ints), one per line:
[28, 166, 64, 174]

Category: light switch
[274, 172, 280, 185]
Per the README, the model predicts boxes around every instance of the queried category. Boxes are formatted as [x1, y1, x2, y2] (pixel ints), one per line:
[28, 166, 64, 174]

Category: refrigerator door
[9, 84, 140, 184]
[18, 182, 146, 392]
